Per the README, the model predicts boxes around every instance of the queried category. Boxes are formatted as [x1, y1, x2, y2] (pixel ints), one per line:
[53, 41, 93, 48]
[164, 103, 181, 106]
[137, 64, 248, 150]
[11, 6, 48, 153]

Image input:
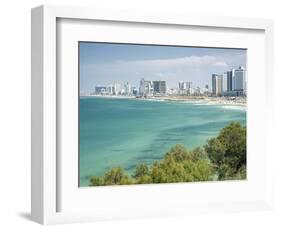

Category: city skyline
[87, 64, 247, 98]
[79, 42, 247, 94]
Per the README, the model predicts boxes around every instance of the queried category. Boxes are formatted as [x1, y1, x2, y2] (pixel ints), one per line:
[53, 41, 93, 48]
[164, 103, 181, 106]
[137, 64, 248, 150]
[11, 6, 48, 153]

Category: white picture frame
[31, 5, 274, 225]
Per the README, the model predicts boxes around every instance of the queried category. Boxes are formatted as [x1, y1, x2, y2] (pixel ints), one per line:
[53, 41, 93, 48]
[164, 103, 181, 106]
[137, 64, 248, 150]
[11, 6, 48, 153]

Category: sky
[79, 42, 247, 93]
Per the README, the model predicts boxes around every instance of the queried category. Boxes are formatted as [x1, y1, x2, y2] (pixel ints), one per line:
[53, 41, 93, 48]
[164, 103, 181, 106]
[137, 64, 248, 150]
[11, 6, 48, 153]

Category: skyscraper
[178, 81, 192, 95]
[212, 74, 223, 96]
[106, 84, 114, 95]
[95, 85, 107, 94]
[186, 81, 192, 90]
[139, 78, 154, 97]
[178, 81, 186, 90]
[153, 81, 167, 95]
[223, 73, 228, 93]
[124, 82, 131, 95]
[233, 66, 247, 96]
[114, 83, 122, 95]
[227, 69, 235, 92]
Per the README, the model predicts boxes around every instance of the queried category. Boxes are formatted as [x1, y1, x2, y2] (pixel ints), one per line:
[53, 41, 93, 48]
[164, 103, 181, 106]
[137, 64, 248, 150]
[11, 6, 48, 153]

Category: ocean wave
[145, 99, 165, 102]
[220, 105, 247, 111]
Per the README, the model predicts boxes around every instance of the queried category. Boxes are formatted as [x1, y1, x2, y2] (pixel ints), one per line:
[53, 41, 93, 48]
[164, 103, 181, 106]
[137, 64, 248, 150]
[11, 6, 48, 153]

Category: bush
[165, 144, 190, 162]
[151, 156, 187, 183]
[205, 122, 246, 180]
[190, 147, 208, 162]
[133, 163, 150, 179]
[217, 122, 246, 170]
[89, 176, 104, 186]
[151, 146, 213, 183]
[103, 167, 132, 185]
[136, 175, 153, 184]
[204, 138, 226, 167]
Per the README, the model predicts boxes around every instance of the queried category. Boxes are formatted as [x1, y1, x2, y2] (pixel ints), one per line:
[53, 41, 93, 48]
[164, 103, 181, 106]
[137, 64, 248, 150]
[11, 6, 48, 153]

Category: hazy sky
[79, 42, 246, 93]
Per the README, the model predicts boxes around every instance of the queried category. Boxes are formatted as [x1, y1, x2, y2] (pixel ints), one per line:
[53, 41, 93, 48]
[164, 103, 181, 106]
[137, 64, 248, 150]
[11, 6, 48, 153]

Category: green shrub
[133, 163, 150, 179]
[89, 176, 104, 186]
[205, 122, 246, 180]
[103, 167, 132, 185]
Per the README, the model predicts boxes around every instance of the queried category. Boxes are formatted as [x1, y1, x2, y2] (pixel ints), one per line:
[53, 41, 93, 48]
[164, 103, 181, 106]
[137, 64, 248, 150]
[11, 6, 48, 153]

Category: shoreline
[80, 95, 247, 107]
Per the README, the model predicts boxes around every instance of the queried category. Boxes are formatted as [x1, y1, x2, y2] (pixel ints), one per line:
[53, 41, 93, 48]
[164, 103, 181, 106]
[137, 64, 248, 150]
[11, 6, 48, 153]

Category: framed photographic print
[78, 42, 247, 187]
[31, 5, 274, 225]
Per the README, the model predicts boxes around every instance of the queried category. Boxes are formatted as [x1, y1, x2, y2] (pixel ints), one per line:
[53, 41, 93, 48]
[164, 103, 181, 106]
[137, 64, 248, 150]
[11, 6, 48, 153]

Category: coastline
[162, 96, 246, 107]
[81, 94, 136, 99]
[81, 94, 247, 107]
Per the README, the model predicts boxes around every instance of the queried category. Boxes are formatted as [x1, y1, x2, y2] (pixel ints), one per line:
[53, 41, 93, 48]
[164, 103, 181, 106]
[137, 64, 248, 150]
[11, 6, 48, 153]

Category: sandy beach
[83, 94, 247, 107]
[158, 96, 247, 106]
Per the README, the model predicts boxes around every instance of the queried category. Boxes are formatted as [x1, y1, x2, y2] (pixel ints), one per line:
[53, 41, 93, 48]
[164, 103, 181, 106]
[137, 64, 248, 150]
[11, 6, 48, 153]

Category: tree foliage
[90, 167, 132, 186]
[133, 163, 150, 179]
[204, 122, 246, 180]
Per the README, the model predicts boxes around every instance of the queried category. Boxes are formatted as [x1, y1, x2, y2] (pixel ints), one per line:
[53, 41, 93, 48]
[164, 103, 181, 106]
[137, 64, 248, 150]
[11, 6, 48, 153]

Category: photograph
[78, 42, 247, 187]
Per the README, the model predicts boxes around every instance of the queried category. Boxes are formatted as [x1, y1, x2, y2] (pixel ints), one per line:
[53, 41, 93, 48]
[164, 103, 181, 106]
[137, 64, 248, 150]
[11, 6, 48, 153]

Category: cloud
[214, 61, 228, 67]
[81, 55, 229, 80]
[80, 53, 244, 90]
[112, 55, 227, 70]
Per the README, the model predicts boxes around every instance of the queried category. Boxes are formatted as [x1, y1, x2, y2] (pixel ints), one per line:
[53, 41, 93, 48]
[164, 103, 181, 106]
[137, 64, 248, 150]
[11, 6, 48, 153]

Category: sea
[79, 96, 246, 186]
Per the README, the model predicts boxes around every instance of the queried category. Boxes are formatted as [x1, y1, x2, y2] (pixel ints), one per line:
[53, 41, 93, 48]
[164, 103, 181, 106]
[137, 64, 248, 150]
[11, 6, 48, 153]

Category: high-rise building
[124, 82, 131, 95]
[186, 81, 193, 95]
[234, 66, 246, 90]
[227, 69, 235, 91]
[186, 81, 192, 90]
[139, 78, 146, 96]
[178, 81, 186, 95]
[223, 73, 228, 93]
[106, 85, 114, 95]
[132, 87, 138, 96]
[233, 66, 247, 96]
[178, 81, 186, 90]
[153, 81, 167, 95]
[212, 66, 246, 97]
[139, 78, 154, 96]
[178, 81, 192, 95]
[95, 85, 107, 94]
[212, 74, 223, 96]
[114, 83, 122, 95]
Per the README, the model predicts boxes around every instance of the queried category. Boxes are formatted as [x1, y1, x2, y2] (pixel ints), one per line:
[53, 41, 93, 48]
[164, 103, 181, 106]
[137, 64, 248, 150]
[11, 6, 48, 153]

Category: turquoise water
[79, 97, 246, 186]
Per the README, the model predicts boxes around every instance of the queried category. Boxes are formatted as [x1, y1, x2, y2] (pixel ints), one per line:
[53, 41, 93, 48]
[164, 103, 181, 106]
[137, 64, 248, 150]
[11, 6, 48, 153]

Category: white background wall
[0, 0, 280, 229]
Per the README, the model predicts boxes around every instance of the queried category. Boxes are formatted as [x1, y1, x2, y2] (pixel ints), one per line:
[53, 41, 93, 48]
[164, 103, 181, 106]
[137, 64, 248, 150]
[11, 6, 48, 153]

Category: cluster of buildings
[178, 81, 209, 96]
[94, 79, 168, 97]
[212, 66, 247, 97]
[93, 66, 247, 98]
[139, 79, 167, 96]
[94, 82, 138, 96]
